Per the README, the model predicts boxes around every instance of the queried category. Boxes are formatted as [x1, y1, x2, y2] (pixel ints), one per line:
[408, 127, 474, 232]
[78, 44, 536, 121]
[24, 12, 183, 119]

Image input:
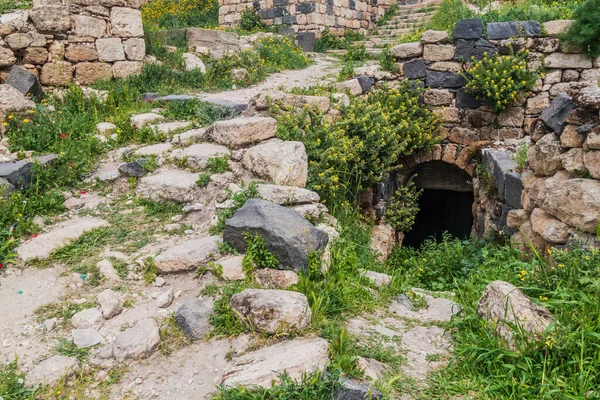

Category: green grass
[0, 0, 29, 13]
[54, 339, 93, 362]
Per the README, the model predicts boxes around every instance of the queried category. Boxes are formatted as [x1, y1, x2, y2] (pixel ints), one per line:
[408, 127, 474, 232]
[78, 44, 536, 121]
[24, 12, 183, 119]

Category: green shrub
[206, 155, 230, 174]
[239, 6, 264, 32]
[463, 51, 541, 112]
[256, 36, 312, 70]
[275, 83, 440, 206]
[563, 0, 600, 57]
[160, 98, 233, 126]
[315, 29, 367, 53]
[343, 44, 369, 62]
[141, 0, 218, 30]
[242, 233, 280, 276]
[385, 178, 422, 232]
[378, 45, 399, 73]
[196, 172, 211, 187]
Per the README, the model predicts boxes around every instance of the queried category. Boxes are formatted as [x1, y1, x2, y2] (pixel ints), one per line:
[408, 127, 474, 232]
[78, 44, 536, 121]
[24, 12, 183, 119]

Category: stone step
[377, 28, 417, 35]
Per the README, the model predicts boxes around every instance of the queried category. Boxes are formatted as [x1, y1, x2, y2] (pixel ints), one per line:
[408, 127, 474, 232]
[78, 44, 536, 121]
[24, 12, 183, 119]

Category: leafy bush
[378, 45, 399, 73]
[343, 44, 369, 62]
[241, 233, 280, 276]
[239, 6, 265, 32]
[385, 178, 422, 232]
[256, 36, 311, 70]
[275, 83, 440, 206]
[196, 172, 211, 187]
[563, 0, 600, 57]
[463, 50, 541, 112]
[206, 155, 231, 174]
[141, 0, 218, 30]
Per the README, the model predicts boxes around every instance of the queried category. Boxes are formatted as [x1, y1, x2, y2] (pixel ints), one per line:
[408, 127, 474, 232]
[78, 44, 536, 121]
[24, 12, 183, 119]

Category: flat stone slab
[221, 338, 329, 387]
[149, 121, 193, 134]
[154, 236, 222, 272]
[17, 217, 109, 261]
[171, 143, 229, 169]
[135, 169, 201, 203]
[133, 143, 173, 157]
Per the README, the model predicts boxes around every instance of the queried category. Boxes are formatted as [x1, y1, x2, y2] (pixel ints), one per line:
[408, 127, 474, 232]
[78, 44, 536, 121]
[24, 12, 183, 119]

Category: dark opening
[402, 161, 474, 248]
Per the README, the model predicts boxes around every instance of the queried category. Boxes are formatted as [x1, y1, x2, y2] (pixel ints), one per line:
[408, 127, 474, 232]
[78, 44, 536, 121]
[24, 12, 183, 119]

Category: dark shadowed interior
[402, 161, 474, 248]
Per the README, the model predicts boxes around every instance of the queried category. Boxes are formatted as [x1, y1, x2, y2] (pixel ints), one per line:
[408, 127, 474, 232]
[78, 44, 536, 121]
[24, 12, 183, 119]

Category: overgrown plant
[463, 50, 541, 112]
[385, 178, 422, 233]
[315, 29, 367, 53]
[562, 0, 600, 57]
[239, 6, 265, 32]
[512, 142, 528, 172]
[378, 45, 399, 73]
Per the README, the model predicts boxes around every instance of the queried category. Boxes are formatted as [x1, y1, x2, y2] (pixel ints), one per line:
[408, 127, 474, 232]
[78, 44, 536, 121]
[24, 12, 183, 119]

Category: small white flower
[17, 378, 24, 384]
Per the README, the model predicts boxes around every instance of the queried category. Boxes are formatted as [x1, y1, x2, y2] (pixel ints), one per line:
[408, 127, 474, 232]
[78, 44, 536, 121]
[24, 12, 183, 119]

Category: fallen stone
[181, 52, 206, 72]
[6, 65, 43, 100]
[255, 268, 299, 289]
[0, 154, 57, 189]
[222, 338, 329, 387]
[130, 112, 164, 129]
[150, 121, 193, 135]
[335, 79, 363, 96]
[356, 356, 388, 382]
[219, 255, 245, 280]
[223, 199, 328, 271]
[208, 116, 277, 148]
[133, 143, 172, 157]
[112, 318, 160, 362]
[256, 183, 319, 205]
[530, 208, 571, 244]
[360, 270, 391, 287]
[477, 280, 554, 346]
[157, 288, 174, 308]
[97, 259, 122, 282]
[334, 379, 384, 400]
[153, 236, 221, 272]
[16, 217, 109, 261]
[175, 297, 214, 339]
[26, 355, 80, 387]
[370, 223, 396, 261]
[0, 83, 36, 122]
[71, 308, 103, 329]
[72, 328, 104, 348]
[97, 289, 123, 319]
[96, 122, 117, 135]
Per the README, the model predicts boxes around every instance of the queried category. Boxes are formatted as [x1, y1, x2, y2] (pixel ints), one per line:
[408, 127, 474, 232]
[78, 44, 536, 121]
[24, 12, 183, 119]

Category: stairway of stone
[358, 0, 442, 56]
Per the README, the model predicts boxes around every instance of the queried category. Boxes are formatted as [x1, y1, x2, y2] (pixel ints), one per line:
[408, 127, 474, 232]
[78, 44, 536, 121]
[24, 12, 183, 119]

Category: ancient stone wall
[352, 19, 600, 249]
[0, 0, 145, 87]
[218, 0, 393, 35]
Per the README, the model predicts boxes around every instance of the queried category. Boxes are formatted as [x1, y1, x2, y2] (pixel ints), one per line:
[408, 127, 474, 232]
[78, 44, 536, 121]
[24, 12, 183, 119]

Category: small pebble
[154, 277, 166, 287]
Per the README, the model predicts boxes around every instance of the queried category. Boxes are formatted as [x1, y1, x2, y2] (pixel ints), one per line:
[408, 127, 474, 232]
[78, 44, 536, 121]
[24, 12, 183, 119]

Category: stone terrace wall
[219, 0, 394, 35]
[0, 0, 145, 87]
[376, 19, 599, 238]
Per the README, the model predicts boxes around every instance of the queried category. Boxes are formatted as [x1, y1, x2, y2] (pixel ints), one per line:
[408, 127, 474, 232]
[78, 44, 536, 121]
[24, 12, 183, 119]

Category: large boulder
[242, 139, 308, 187]
[174, 297, 213, 339]
[208, 117, 277, 148]
[529, 176, 600, 233]
[230, 289, 311, 334]
[221, 338, 329, 387]
[527, 133, 564, 176]
[477, 281, 554, 346]
[153, 236, 221, 272]
[223, 199, 328, 271]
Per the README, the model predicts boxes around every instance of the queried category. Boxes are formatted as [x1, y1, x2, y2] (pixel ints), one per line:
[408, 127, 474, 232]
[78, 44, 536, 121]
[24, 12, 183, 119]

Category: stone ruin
[0, 0, 146, 87]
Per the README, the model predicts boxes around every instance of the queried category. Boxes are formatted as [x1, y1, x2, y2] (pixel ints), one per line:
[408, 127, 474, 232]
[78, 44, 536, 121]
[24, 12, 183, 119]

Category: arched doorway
[402, 160, 474, 247]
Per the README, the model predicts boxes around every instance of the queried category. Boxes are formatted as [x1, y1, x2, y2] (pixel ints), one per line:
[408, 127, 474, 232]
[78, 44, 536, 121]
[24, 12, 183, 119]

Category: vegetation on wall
[385, 179, 422, 233]
[463, 50, 541, 112]
[274, 83, 441, 208]
[141, 0, 219, 30]
[562, 0, 600, 57]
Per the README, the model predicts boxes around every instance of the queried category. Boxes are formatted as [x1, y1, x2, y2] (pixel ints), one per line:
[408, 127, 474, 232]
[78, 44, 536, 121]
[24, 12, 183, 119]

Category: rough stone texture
[16, 217, 109, 261]
[390, 42, 423, 59]
[423, 88, 453, 106]
[583, 150, 600, 179]
[421, 30, 449, 44]
[123, 38, 146, 61]
[66, 44, 99, 62]
[477, 280, 554, 346]
[242, 139, 308, 187]
[360, 270, 392, 287]
[574, 86, 600, 109]
[182, 52, 206, 72]
[130, 112, 164, 129]
[335, 379, 384, 400]
[96, 38, 125, 62]
[0, 83, 36, 121]
[72, 328, 104, 348]
[335, 79, 363, 95]
[175, 297, 214, 339]
[187, 28, 239, 59]
[136, 170, 201, 203]
[71, 308, 103, 329]
[97, 289, 123, 319]
[255, 184, 319, 205]
[255, 268, 299, 289]
[0, 46, 17, 68]
[544, 53, 593, 69]
[74, 62, 113, 85]
[112, 318, 160, 361]
[219, 255, 245, 280]
[561, 148, 586, 174]
[222, 338, 328, 387]
[425, 71, 466, 88]
[541, 93, 576, 134]
[171, 143, 229, 169]
[223, 199, 328, 271]
[208, 116, 277, 148]
[507, 209, 529, 229]
[370, 223, 395, 261]
[543, 20, 573, 37]
[110, 7, 144, 37]
[41, 61, 73, 86]
[453, 18, 484, 39]
[97, 258, 122, 282]
[403, 59, 427, 79]
[71, 14, 106, 38]
[29, 5, 71, 31]
[560, 124, 586, 148]
[529, 176, 600, 233]
[26, 355, 80, 387]
[423, 44, 454, 62]
[231, 289, 311, 334]
[153, 236, 221, 272]
[112, 60, 142, 78]
[527, 133, 564, 176]
[530, 208, 571, 244]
